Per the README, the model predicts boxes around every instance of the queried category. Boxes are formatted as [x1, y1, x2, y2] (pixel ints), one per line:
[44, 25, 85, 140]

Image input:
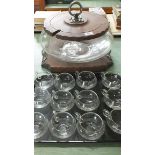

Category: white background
[0, 0, 155, 155]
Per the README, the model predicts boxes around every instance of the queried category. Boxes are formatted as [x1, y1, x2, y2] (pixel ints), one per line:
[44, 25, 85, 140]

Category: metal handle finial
[69, 1, 83, 22]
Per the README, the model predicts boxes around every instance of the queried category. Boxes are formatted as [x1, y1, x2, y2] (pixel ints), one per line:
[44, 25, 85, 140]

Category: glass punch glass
[34, 70, 54, 90]
[103, 109, 121, 134]
[51, 90, 75, 112]
[75, 90, 100, 112]
[34, 87, 52, 113]
[101, 72, 121, 89]
[101, 88, 121, 110]
[34, 112, 48, 140]
[54, 73, 75, 91]
[75, 71, 97, 89]
[49, 112, 76, 139]
[76, 112, 105, 140]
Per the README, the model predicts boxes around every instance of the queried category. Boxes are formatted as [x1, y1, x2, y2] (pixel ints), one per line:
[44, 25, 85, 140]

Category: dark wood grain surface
[42, 54, 113, 73]
[44, 12, 109, 41]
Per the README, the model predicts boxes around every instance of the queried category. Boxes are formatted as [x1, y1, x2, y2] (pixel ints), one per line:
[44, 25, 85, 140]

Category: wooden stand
[42, 53, 113, 73]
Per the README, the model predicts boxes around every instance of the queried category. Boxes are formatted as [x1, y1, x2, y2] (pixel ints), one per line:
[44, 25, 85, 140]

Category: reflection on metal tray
[34, 72, 121, 143]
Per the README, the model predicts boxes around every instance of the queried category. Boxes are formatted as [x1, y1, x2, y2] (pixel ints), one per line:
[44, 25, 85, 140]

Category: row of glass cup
[34, 111, 110, 141]
[34, 88, 101, 112]
[34, 70, 121, 112]
[34, 87, 121, 114]
[34, 70, 121, 91]
[35, 109, 121, 141]
[34, 110, 121, 141]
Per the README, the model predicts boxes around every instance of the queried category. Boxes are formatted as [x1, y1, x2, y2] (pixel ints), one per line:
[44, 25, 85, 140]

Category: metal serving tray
[34, 72, 121, 143]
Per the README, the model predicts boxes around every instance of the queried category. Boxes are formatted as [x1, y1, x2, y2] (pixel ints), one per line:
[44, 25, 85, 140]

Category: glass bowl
[41, 30, 112, 63]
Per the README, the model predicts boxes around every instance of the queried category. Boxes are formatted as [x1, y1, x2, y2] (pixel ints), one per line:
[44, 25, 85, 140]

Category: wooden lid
[44, 12, 109, 41]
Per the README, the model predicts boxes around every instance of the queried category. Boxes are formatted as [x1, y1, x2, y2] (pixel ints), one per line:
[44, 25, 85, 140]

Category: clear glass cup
[103, 109, 121, 134]
[54, 73, 75, 91]
[101, 72, 121, 89]
[51, 90, 75, 112]
[75, 71, 97, 89]
[49, 112, 76, 139]
[34, 87, 52, 113]
[34, 70, 54, 90]
[101, 88, 121, 110]
[34, 112, 48, 140]
[75, 90, 100, 112]
[76, 112, 105, 140]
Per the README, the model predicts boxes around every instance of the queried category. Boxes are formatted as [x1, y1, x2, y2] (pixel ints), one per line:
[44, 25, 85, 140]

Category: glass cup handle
[52, 110, 57, 115]
[103, 109, 112, 120]
[114, 73, 121, 78]
[102, 90, 114, 108]
[100, 72, 105, 78]
[38, 80, 44, 89]
[101, 89, 108, 97]
[115, 99, 121, 110]
[103, 72, 112, 86]
[35, 72, 44, 89]
[108, 81, 112, 87]
[51, 90, 58, 99]
[74, 112, 82, 122]
[52, 73, 59, 80]
[52, 111, 60, 123]
[81, 81, 86, 87]
[75, 71, 79, 78]
[74, 90, 80, 98]
[112, 123, 119, 130]
[35, 72, 42, 80]
[103, 110, 120, 131]
[35, 72, 42, 82]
